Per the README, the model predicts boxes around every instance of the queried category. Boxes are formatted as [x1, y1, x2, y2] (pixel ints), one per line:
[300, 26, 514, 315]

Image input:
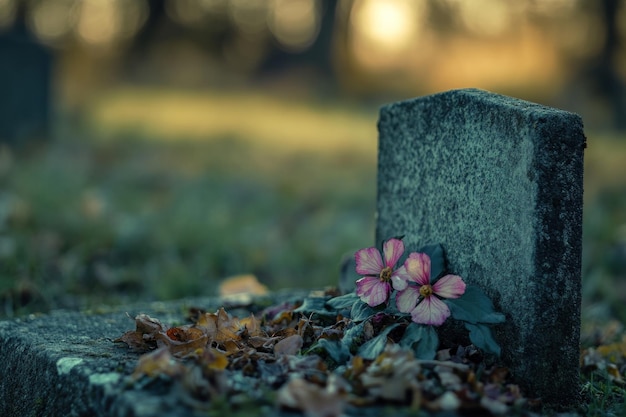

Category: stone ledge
[0, 292, 310, 417]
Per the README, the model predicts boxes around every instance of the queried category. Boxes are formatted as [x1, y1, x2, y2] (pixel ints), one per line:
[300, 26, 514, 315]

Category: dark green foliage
[400, 323, 439, 359]
[420, 244, 446, 279]
[326, 293, 359, 310]
[294, 296, 337, 321]
[464, 323, 501, 356]
[351, 301, 378, 322]
[357, 323, 401, 360]
[446, 286, 506, 324]
[306, 338, 351, 365]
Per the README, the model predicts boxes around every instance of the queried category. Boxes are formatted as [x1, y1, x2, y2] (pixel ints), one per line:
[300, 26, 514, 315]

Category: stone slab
[0, 293, 307, 417]
[0, 298, 204, 417]
[376, 88, 585, 406]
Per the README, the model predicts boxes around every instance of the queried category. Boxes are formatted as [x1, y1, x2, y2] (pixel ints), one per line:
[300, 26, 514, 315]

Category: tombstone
[376, 89, 585, 406]
[0, 22, 52, 145]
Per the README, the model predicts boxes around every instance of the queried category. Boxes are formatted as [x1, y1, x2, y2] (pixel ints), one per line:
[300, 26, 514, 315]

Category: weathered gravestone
[0, 21, 52, 145]
[376, 88, 584, 406]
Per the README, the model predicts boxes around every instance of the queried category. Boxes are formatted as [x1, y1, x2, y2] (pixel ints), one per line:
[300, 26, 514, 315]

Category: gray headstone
[0, 24, 51, 145]
[376, 88, 584, 406]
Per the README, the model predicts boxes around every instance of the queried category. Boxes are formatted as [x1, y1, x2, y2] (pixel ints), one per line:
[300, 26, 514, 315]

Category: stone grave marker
[0, 22, 52, 145]
[376, 88, 585, 406]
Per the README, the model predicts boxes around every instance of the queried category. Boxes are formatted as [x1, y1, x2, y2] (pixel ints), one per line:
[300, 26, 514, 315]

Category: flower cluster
[355, 238, 466, 326]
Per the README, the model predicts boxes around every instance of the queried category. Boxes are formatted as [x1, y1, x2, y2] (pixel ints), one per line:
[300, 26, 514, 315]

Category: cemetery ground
[1, 88, 626, 415]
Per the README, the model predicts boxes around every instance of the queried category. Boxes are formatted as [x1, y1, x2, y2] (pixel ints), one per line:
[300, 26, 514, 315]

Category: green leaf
[399, 322, 424, 349]
[414, 325, 438, 359]
[383, 297, 402, 315]
[351, 300, 377, 322]
[342, 321, 366, 353]
[326, 293, 359, 311]
[294, 296, 335, 320]
[465, 322, 501, 357]
[306, 339, 351, 365]
[357, 323, 401, 360]
[400, 322, 439, 359]
[445, 285, 506, 324]
[420, 244, 445, 279]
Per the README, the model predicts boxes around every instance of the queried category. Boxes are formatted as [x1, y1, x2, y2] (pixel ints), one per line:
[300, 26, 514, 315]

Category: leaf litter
[114, 290, 536, 416]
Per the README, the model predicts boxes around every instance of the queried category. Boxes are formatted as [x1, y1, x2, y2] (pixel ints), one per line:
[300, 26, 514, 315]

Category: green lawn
[1, 90, 379, 315]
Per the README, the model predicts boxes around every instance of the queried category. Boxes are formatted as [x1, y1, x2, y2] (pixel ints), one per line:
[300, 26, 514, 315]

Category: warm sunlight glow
[351, 0, 418, 50]
[0, 0, 17, 29]
[28, 0, 75, 43]
[349, 0, 423, 70]
[76, 0, 120, 45]
[229, 0, 267, 35]
[199, 0, 228, 13]
[268, 0, 320, 52]
[91, 88, 376, 155]
[75, 0, 147, 46]
[448, 0, 514, 36]
[525, 0, 581, 15]
[118, 0, 149, 40]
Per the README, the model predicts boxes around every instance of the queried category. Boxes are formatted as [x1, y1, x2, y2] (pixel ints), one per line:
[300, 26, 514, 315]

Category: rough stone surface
[0, 293, 307, 417]
[376, 88, 585, 406]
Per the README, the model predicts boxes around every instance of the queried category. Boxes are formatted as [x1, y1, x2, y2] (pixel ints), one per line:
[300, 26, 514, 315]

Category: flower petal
[355, 247, 384, 275]
[356, 276, 378, 297]
[410, 296, 451, 326]
[356, 277, 390, 307]
[391, 265, 410, 291]
[396, 286, 421, 313]
[403, 253, 431, 285]
[383, 238, 404, 268]
[432, 274, 466, 299]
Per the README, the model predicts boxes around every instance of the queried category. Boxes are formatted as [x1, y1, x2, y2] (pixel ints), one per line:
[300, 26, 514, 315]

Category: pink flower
[396, 253, 466, 326]
[355, 238, 410, 307]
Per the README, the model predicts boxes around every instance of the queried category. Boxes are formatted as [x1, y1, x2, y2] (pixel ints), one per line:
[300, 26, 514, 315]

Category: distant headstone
[376, 89, 585, 406]
[0, 25, 51, 145]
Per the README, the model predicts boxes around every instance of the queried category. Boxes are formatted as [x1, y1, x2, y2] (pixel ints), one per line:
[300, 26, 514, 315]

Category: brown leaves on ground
[277, 374, 348, 417]
[344, 344, 526, 415]
[114, 297, 529, 415]
[581, 327, 626, 385]
[115, 305, 312, 384]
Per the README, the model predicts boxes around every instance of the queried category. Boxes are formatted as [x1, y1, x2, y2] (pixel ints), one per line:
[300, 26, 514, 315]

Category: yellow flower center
[419, 285, 433, 297]
[379, 266, 392, 282]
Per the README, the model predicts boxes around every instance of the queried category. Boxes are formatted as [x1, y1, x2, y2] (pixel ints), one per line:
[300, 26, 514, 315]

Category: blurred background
[0, 0, 625, 321]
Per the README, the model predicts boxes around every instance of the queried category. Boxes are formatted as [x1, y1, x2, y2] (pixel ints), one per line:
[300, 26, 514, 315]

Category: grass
[580, 362, 626, 417]
[1, 87, 626, 414]
[1, 89, 380, 315]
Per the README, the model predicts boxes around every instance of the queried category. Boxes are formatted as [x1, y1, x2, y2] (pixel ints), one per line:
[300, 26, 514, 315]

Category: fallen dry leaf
[274, 334, 304, 355]
[194, 308, 241, 344]
[156, 327, 209, 358]
[197, 347, 229, 371]
[277, 376, 347, 417]
[114, 313, 168, 352]
[218, 274, 268, 304]
[132, 347, 184, 380]
[358, 345, 421, 403]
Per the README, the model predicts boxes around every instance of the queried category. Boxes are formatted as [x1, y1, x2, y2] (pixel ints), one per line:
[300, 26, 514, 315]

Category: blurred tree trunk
[127, 0, 168, 57]
[592, 0, 626, 130]
[258, 0, 338, 83]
